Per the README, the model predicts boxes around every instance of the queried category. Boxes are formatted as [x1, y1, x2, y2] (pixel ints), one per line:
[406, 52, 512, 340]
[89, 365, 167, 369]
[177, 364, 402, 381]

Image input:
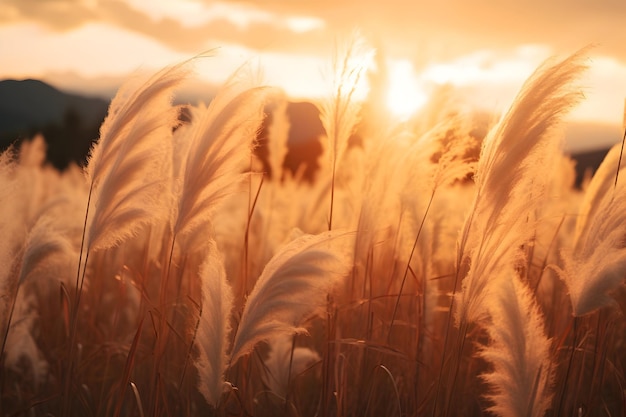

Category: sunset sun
[385, 60, 428, 119]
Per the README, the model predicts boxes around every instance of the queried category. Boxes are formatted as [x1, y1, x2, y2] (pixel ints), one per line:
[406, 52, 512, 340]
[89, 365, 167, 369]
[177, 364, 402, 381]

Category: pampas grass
[455, 50, 587, 327]
[195, 241, 234, 407]
[171, 80, 272, 240]
[3, 46, 626, 417]
[230, 230, 352, 365]
[481, 273, 553, 417]
[557, 175, 626, 316]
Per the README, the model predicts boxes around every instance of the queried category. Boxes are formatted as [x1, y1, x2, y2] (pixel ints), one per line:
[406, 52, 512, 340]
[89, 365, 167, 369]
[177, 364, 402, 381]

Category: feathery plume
[4, 292, 49, 386]
[229, 231, 352, 365]
[557, 177, 626, 315]
[481, 274, 553, 417]
[574, 142, 626, 246]
[86, 63, 189, 186]
[17, 216, 74, 284]
[172, 78, 272, 239]
[456, 50, 588, 325]
[86, 64, 187, 251]
[195, 241, 234, 407]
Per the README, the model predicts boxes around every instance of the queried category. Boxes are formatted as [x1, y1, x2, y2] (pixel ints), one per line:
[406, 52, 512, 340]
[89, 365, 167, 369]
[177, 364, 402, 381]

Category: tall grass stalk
[319, 34, 372, 231]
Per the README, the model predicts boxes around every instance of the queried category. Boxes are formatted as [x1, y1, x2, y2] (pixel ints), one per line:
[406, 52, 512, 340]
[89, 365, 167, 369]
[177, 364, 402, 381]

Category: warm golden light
[386, 60, 428, 119]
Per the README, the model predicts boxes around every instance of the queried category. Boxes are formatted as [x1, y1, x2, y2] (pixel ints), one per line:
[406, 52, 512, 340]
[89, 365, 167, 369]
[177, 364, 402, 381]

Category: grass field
[1, 44, 625, 417]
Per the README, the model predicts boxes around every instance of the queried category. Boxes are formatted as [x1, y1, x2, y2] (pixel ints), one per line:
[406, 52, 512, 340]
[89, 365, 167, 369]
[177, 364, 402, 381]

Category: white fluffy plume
[229, 231, 352, 365]
[455, 50, 587, 325]
[195, 241, 234, 407]
[85, 63, 188, 251]
[172, 78, 272, 239]
[482, 274, 553, 417]
[573, 142, 626, 247]
[557, 176, 626, 316]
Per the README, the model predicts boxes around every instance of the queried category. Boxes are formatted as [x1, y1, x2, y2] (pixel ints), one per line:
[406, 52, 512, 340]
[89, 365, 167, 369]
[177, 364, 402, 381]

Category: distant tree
[37, 107, 100, 170]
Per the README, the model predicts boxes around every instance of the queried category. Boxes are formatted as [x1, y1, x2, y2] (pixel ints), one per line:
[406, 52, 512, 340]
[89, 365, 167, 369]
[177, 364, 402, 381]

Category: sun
[386, 60, 428, 119]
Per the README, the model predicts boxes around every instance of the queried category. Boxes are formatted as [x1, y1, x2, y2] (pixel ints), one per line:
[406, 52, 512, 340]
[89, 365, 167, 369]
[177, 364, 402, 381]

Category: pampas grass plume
[558, 177, 626, 315]
[86, 64, 188, 251]
[172, 80, 273, 239]
[456, 50, 587, 325]
[195, 241, 234, 407]
[229, 230, 352, 365]
[482, 274, 553, 417]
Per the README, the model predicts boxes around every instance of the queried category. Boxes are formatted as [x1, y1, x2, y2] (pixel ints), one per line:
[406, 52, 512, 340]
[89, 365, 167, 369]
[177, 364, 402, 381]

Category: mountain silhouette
[0, 79, 110, 169]
[0, 79, 109, 134]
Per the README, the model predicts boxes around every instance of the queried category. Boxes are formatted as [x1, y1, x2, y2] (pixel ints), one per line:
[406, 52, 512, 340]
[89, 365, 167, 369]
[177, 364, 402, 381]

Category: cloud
[0, 0, 328, 55]
[4, 0, 626, 64]
[202, 0, 626, 64]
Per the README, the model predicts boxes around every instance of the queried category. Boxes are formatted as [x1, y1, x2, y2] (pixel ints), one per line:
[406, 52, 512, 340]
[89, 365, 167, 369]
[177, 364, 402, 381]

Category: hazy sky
[1, 0, 626, 126]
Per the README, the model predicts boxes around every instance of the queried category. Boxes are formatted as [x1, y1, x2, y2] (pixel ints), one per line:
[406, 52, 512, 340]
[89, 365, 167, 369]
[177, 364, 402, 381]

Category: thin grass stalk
[432, 227, 473, 417]
[415, 263, 426, 408]
[387, 188, 435, 344]
[61, 181, 93, 417]
[586, 310, 613, 413]
[384, 209, 406, 295]
[242, 173, 264, 300]
[320, 35, 371, 231]
[0, 239, 31, 375]
[0, 283, 18, 376]
[328, 164, 337, 231]
[587, 311, 603, 407]
[63, 250, 91, 417]
[557, 317, 579, 417]
[442, 319, 469, 417]
[363, 365, 401, 417]
[149, 234, 176, 415]
[113, 316, 145, 417]
[178, 300, 201, 392]
[321, 296, 337, 415]
[614, 128, 626, 189]
[282, 334, 298, 415]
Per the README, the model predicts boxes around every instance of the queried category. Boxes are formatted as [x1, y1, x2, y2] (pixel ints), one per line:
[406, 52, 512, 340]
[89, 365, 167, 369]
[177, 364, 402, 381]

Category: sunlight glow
[386, 60, 428, 119]
[285, 16, 325, 33]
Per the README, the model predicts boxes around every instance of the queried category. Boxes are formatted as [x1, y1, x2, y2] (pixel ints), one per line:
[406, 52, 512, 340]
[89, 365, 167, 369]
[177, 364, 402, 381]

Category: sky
[1, 0, 626, 147]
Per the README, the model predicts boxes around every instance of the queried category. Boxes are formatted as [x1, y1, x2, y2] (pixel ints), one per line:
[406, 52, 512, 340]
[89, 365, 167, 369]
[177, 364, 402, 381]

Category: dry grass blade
[113, 316, 145, 417]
